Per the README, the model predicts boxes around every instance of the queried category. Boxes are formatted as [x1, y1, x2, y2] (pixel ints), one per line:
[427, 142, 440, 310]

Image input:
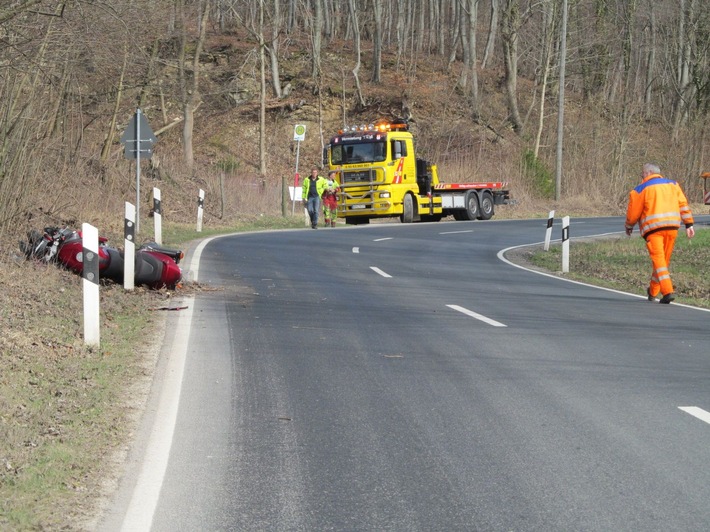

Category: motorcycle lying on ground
[20, 226, 183, 289]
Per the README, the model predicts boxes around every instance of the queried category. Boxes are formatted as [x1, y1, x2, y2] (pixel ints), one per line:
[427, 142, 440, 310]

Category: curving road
[102, 216, 710, 531]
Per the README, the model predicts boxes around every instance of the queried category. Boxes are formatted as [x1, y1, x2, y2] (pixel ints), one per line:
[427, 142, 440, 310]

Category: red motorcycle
[20, 227, 183, 289]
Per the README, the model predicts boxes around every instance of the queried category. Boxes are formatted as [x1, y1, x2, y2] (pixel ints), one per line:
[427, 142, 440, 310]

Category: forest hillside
[1, 0, 709, 247]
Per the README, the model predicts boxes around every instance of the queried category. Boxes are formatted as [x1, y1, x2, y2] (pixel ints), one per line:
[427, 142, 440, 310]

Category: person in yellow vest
[322, 170, 340, 227]
[625, 163, 695, 304]
[302, 166, 327, 229]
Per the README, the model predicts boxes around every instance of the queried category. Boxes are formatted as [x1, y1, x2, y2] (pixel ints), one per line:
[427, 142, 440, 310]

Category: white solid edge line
[496, 234, 710, 313]
[447, 304, 507, 327]
[679, 406, 710, 425]
[120, 232, 229, 530]
[120, 298, 193, 531]
[370, 266, 392, 278]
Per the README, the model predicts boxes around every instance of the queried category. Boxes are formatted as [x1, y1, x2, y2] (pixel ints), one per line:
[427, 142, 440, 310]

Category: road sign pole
[292, 140, 301, 215]
[136, 109, 142, 234]
[121, 108, 156, 234]
[292, 124, 306, 216]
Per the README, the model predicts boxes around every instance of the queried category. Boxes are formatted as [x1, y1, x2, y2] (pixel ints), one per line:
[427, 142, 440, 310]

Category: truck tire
[464, 190, 480, 221]
[400, 194, 415, 223]
[478, 192, 494, 220]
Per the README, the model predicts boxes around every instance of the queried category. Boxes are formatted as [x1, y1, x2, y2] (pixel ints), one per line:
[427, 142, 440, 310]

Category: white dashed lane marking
[447, 304, 507, 327]
[679, 406, 710, 425]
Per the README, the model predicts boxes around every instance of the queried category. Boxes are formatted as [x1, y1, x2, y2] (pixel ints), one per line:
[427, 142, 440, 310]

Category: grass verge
[0, 215, 302, 530]
[527, 227, 710, 309]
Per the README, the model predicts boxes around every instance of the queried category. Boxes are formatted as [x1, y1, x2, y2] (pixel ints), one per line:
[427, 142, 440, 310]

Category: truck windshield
[331, 140, 386, 164]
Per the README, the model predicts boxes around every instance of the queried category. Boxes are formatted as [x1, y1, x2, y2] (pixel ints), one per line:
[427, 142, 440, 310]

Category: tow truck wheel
[478, 192, 494, 220]
[400, 194, 415, 223]
[464, 190, 480, 220]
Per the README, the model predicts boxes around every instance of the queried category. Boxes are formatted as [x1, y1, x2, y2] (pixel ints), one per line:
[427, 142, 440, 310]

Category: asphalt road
[103, 216, 710, 532]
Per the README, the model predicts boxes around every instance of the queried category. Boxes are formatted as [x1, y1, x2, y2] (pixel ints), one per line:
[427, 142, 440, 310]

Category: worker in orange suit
[625, 163, 695, 304]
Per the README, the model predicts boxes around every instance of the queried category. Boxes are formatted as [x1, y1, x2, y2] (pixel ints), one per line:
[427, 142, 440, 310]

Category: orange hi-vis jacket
[625, 174, 694, 238]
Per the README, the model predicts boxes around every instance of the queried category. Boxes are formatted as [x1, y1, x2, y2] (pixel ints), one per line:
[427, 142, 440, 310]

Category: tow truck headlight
[380, 191, 391, 198]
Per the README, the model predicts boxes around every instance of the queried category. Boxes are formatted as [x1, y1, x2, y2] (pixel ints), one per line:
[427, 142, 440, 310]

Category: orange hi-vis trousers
[645, 229, 677, 297]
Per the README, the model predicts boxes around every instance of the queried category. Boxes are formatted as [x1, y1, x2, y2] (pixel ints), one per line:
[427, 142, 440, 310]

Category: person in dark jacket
[302, 166, 327, 229]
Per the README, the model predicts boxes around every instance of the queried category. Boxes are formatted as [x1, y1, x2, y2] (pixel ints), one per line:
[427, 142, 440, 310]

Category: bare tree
[643, 0, 656, 121]
[259, 0, 267, 176]
[311, 0, 323, 79]
[481, 0, 499, 69]
[672, 0, 696, 141]
[533, 0, 556, 158]
[501, 0, 524, 133]
[554, 0, 568, 201]
[348, 0, 367, 109]
[372, 0, 383, 82]
[178, 0, 210, 171]
[268, 0, 283, 98]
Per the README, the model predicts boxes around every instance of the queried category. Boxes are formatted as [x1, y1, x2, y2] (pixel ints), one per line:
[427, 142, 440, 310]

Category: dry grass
[526, 227, 710, 308]
[0, 257, 177, 529]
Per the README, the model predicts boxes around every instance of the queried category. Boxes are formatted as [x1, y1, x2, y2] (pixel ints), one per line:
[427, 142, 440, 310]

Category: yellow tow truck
[327, 119, 511, 224]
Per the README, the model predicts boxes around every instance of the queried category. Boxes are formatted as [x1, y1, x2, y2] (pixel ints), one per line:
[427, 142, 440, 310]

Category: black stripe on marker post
[82, 247, 99, 285]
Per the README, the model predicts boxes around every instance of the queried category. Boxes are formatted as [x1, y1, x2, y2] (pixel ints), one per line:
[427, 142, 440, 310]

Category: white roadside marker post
[153, 187, 162, 245]
[124, 202, 136, 291]
[196, 189, 205, 232]
[544, 210, 555, 251]
[562, 216, 570, 273]
[82, 223, 100, 347]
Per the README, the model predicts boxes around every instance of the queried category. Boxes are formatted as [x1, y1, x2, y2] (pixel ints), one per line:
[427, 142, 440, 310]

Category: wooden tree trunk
[467, 0, 480, 117]
[348, 0, 367, 109]
[182, 0, 210, 171]
[644, 1, 656, 120]
[672, 0, 696, 141]
[101, 46, 128, 162]
[269, 0, 283, 98]
[311, 0, 322, 79]
[534, 0, 555, 158]
[501, 0, 523, 133]
[481, 0, 498, 69]
[259, 0, 267, 177]
[372, 0, 383, 82]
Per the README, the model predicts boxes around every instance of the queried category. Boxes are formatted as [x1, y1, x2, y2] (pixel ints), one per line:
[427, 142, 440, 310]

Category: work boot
[324, 218, 330, 227]
[659, 293, 676, 304]
[647, 288, 658, 302]
[331, 220, 336, 227]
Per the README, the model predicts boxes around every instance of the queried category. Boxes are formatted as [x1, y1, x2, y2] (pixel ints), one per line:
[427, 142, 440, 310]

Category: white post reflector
[562, 216, 570, 273]
[544, 210, 555, 251]
[153, 187, 162, 245]
[124, 202, 136, 290]
[196, 188, 205, 232]
[82, 223, 100, 347]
